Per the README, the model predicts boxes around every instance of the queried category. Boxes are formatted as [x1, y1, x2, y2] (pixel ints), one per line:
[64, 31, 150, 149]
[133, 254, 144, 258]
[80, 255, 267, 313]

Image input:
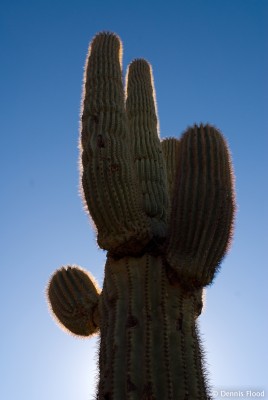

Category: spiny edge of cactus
[87, 31, 123, 62]
[193, 320, 213, 399]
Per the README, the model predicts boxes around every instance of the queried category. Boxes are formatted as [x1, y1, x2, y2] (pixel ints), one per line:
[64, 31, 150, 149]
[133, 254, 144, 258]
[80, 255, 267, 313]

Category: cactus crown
[80, 32, 235, 287]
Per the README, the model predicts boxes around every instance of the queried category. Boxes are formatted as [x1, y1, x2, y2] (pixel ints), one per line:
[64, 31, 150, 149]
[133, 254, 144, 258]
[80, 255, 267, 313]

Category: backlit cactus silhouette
[47, 32, 235, 399]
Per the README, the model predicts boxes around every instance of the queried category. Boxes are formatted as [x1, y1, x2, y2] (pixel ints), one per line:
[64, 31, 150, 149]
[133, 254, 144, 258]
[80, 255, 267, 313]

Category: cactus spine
[47, 32, 235, 399]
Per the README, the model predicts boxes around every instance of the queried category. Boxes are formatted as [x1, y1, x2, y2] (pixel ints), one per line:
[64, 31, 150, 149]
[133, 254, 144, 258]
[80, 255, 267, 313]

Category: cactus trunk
[98, 254, 209, 400]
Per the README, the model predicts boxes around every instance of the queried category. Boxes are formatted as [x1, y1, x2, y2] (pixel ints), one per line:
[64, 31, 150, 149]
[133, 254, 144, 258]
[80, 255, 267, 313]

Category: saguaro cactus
[47, 32, 235, 399]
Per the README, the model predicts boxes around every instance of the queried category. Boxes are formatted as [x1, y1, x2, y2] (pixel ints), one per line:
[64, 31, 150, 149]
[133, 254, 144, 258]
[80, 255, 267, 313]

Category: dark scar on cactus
[92, 114, 99, 124]
[110, 163, 120, 173]
[126, 314, 139, 328]
[97, 134, 105, 148]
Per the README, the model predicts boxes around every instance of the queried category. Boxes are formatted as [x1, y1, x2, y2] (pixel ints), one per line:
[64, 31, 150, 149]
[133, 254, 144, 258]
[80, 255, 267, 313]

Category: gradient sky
[1, 1, 268, 399]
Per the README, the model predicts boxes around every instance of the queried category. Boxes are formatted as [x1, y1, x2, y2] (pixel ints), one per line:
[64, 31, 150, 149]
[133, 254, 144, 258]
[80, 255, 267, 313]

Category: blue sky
[1, 1, 267, 399]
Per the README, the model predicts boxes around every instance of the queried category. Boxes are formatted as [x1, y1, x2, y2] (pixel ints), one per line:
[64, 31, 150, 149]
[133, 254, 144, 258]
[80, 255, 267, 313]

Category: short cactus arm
[164, 125, 235, 289]
[47, 266, 100, 336]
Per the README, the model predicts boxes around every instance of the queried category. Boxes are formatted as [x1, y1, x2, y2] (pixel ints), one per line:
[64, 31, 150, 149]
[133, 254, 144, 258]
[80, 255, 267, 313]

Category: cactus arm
[47, 266, 100, 337]
[80, 33, 152, 256]
[126, 59, 169, 241]
[165, 125, 235, 289]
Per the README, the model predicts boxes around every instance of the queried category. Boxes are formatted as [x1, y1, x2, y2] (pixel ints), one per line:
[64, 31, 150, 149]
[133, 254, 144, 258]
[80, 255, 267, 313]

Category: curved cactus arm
[126, 59, 169, 241]
[80, 32, 152, 256]
[165, 124, 236, 289]
[47, 266, 101, 337]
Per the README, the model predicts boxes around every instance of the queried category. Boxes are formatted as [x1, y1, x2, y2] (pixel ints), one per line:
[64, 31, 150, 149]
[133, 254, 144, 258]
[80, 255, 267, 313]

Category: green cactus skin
[164, 125, 235, 289]
[161, 138, 181, 221]
[47, 31, 235, 399]
[126, 59, 169, 240]
[99, 254, 207, 399]
[80, 33, 152, 257]
[47, 266, 100, 336]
